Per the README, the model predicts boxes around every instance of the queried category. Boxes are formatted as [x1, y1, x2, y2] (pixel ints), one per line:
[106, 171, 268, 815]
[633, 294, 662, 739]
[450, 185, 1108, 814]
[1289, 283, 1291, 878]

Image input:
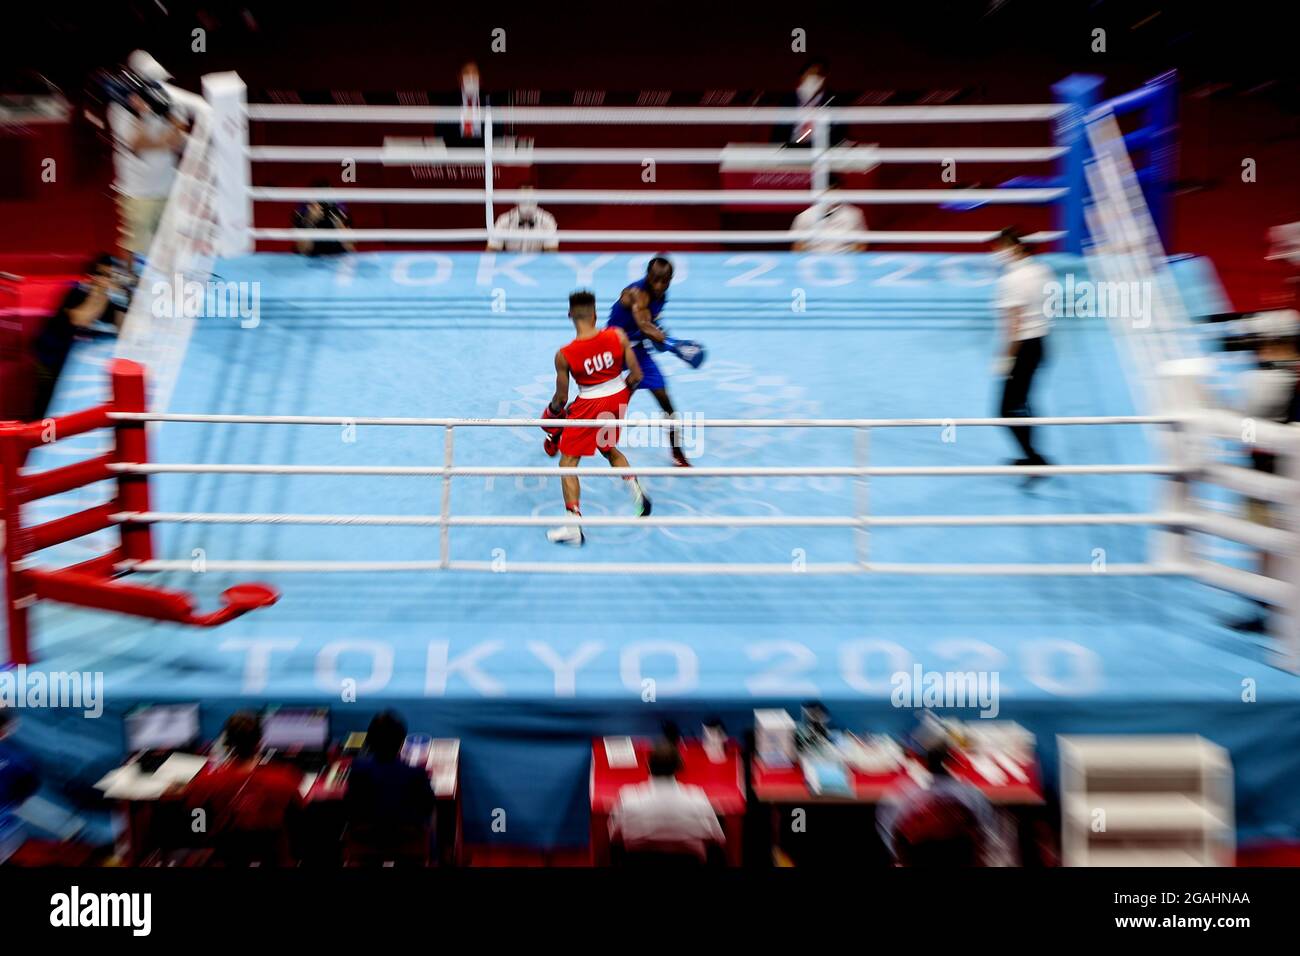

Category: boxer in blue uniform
[606, 256, 705, 467]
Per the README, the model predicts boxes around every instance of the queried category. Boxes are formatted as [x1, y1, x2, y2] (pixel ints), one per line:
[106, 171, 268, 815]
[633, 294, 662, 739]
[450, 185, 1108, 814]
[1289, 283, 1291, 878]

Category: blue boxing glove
[661, 337, 706, 369]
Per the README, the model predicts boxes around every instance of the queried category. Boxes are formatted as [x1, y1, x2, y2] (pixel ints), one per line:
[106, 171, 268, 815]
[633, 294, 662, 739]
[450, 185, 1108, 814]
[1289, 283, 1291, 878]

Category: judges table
[590, 738, 745, 866]
[751, 747, 1044, 864]
[303, 739, 462, 866]
[752, 749, 1044, 805]
[100, 739, 461, 866]
[718, 142, 880, 211]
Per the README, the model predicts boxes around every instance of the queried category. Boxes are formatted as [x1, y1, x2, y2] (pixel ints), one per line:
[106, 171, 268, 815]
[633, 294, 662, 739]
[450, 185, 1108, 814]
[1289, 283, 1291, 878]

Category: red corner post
[3, 359, 279, 665]
[0, 420, 34, 665]
[1, 360, 154, 665]
[109, 359, 154, 564]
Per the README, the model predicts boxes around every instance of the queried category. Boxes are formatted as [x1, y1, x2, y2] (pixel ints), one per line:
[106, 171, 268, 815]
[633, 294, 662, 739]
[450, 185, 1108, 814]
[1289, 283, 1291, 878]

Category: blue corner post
[1141, 71, 1178, 249]
[1052, 74, 1103, 255]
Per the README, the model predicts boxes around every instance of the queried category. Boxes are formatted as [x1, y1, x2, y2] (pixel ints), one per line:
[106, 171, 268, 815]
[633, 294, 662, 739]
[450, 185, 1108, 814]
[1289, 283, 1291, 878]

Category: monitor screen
[125, 703, 201, 753]
[261, 708, 330, 751]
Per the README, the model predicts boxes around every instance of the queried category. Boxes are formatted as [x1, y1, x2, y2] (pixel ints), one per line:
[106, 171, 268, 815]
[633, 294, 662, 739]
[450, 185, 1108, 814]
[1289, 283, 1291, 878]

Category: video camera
[1207, 309, 1300, 353]
[96, 68, 172, 119]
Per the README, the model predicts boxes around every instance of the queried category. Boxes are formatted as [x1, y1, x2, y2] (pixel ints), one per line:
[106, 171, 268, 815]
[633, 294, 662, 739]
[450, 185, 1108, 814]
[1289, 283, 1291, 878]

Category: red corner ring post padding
[0, 359, 279, 664]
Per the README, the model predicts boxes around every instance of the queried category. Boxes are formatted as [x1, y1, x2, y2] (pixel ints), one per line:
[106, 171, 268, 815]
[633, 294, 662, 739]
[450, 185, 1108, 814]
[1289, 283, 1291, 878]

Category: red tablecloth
[590, 738, 745, 815]
[752, 750, 1043, 806]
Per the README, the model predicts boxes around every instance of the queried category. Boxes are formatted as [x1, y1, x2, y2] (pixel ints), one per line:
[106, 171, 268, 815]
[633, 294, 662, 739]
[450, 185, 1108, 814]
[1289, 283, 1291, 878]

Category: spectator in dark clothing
[292, 180, 354, 256]
[0, 710, 40, 810]
[770, 57, 849, 147]
[434, 60, 491, 147]
[31, 254, 126, 419]
[343, 710, 435, 866]
[180, 711, 303, 867]
[0, 710, 40, 864]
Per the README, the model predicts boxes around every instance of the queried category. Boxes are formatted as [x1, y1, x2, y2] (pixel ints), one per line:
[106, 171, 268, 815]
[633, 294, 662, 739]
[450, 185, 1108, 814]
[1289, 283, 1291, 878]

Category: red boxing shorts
[558, 388, 629, 457]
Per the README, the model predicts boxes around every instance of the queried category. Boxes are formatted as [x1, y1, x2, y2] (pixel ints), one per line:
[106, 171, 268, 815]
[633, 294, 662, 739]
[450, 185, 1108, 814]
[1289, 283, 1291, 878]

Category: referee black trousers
[999, 335, 1046, 463]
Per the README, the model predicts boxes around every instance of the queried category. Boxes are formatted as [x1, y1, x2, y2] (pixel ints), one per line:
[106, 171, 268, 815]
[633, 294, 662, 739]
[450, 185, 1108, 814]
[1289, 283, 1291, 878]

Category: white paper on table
[969, 754, 1007, 786]
[429, 739, 459, 762]
[93, 767, 129, 793]
[905, 761, 932, 789]
[990, 750, 1029, 783]
[153, 753, 208, 785]
[98, 767, 170, 801]
[603, 736, 638, 769]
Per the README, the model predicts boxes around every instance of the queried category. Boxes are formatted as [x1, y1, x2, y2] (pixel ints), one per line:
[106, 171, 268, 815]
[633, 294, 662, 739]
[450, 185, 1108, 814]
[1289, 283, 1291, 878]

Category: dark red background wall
[1, 1, 1295, 308]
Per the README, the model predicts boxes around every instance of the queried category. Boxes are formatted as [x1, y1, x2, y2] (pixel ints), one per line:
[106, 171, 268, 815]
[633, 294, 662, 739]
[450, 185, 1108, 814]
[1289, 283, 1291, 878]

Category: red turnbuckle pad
[202, 584, 282, 625]
[21, 568, 280, 627]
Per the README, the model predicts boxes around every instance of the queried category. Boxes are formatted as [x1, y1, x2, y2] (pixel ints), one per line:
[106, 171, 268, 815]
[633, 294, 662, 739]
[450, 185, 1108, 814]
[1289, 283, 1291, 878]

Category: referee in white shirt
[992, 227, 1053, 471]
[607, 740, 724, 864]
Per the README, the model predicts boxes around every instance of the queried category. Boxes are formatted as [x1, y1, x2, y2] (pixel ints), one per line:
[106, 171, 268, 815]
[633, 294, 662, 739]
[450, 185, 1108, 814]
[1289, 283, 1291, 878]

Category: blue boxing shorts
[633, 344, 666, 390]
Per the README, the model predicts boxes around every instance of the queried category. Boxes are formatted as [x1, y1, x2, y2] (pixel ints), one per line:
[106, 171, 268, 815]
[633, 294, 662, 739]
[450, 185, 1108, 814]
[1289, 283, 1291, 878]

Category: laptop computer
[260, 707, 331, 773]
[125, 703, 201, 774]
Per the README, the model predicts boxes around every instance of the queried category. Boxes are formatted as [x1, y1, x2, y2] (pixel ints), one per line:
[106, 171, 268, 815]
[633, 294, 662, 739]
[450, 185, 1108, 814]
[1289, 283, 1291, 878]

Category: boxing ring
[6, 75, 1300, 848]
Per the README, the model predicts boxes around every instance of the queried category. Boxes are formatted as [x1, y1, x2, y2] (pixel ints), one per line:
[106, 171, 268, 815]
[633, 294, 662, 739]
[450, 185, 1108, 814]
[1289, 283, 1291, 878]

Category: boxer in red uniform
[545, 290, 651, 546]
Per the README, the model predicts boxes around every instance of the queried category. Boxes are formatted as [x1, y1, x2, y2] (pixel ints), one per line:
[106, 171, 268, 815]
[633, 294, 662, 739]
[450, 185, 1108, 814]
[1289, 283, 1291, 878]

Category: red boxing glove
[541, 403, 565, 439]
[541, 403, 565, 458]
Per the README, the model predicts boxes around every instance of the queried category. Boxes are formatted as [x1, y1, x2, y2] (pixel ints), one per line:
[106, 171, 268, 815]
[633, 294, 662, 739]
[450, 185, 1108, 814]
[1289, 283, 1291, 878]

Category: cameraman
[1230, 310, 1300, 634]
[292, 180, 355, 256]
[31, 254, 128, 419]
[107, 53, 187, 265]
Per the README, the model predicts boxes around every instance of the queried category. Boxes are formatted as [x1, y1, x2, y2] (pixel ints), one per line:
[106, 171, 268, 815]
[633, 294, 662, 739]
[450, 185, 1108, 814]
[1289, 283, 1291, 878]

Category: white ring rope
[16, 408, 1285, 609]
[248, 187, 1068, 205]
[110, 511, 1187, 529]
[246, 145, 1068, 165]
[117, 559, 1192, 578]
[108, 510, 1289, 551]
[243, 98, 1069, 247]
[109, 463, 1181, 478]
[246, 104, 1068, 125]
[249, 228, 1067, 244]
[106, 413, 1177, 427]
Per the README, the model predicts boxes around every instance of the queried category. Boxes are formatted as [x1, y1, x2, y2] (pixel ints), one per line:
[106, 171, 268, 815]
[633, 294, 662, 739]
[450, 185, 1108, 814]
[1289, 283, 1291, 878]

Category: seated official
[180, 711, 303, 867]
[292, 180, 354, 256]
[30, 254, 127, 419]
[487, 185, 559, 252]
[608, 740, 724, 865]
[876, 737, 998, 867]
[790, 173, 866, 254]
[0, 711, 40, 810]
[342, 711, 436, 865]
